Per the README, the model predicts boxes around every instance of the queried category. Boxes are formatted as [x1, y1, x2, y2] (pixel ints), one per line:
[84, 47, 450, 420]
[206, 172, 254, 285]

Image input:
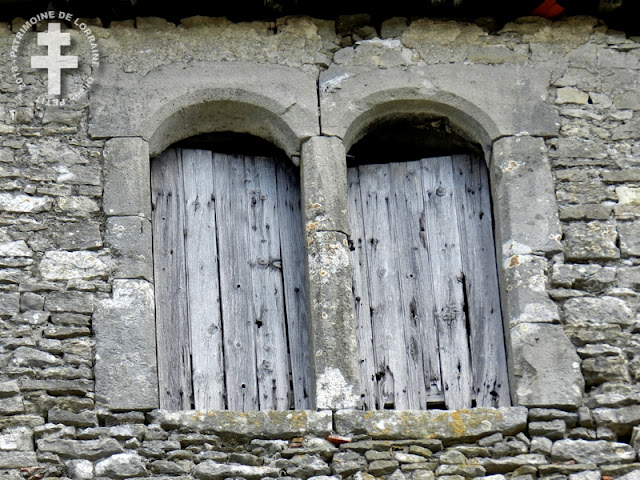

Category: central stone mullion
[301, 136, 361, 409]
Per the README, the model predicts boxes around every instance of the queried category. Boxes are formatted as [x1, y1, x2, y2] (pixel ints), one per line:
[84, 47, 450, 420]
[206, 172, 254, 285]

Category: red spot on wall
[532, 0, 565, 19]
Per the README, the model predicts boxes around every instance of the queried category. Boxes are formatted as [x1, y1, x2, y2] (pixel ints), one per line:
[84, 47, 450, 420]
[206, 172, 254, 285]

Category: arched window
[347, 117, 510, 410]
[150, 133, 312, 412]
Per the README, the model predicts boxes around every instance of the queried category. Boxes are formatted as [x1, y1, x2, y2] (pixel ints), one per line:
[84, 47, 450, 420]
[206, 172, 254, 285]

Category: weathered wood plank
[214, 153, 259, 411]
[452, 153, 510, 407]
[182, 149, 226, 410]
[388, 160, 441, 409]
[420, 156, 473, 410]
[151, 149, 193, 411]
[246, 156, 291, 411]
[347, 166, 377, 410]
[276, 160, 313, 410]
[359, 163, 410, 409]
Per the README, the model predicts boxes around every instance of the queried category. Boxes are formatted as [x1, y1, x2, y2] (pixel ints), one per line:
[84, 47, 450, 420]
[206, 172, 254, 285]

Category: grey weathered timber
[152, 149, 311, 411]
[246, 156, 290, 410]
[151, 149, 194, 410]
[348, 155, 506, 410]
[214, 153, 260, 411]
[452, 154, 510, 407]
[358, 163, 410, 409]
[388, 160, 442, 408]
[420, 156, 473, 410]
[276, 161, 313, 409]
[182, 150, 225, 410]
[346, 167, 377, 411]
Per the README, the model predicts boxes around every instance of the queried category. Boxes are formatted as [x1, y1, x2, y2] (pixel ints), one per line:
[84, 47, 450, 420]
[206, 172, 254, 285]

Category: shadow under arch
[148, 97, 302, 162]
[340, 96, 500, 163]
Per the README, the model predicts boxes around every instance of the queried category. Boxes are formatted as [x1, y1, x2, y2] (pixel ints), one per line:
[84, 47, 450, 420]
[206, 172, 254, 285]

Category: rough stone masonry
[0, 11, 639, 480]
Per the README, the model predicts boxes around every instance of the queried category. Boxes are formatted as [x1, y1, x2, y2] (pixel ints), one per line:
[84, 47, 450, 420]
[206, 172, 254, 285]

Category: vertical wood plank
[359, 163, 410, 409]
[182, 149, 226, 410]
[246, 156, 291, 411]
[276, 160, 313, 410]
[388, 160, 442, 409]
[151, 149, 193, 411]
[420, 156, 473, 410]
[347, 166, 377, 410]
[452, 154, 510, 407]
[214, 153, 259, 411]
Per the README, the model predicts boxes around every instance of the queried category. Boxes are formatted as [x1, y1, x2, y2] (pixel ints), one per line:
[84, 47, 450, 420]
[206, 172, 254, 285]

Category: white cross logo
[30, 23, 78, 95]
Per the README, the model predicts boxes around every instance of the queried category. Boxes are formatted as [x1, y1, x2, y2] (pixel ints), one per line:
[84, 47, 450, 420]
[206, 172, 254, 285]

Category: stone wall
[0, 12, 639, 480]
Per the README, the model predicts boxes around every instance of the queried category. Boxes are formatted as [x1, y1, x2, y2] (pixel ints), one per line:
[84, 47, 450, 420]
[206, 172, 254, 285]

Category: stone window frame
[92, 61, 585, 412]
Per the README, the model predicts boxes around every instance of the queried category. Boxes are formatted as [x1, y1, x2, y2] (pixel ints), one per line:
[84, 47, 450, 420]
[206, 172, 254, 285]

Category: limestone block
[301, 137, 349, 235]
[105, 216, 153, 281]
[618, 221, 640, 257]
[0, 193, 52, 213]
[563, 221, 619, 261]
[0, 427, 33, 451]
[556, 87, 589, 104]
[148, 409, 332, 440]
[334, 407, 527, 441]
[95, 453, 148, 478]
[39, 251, 114, 281]
[476, 454, 548, 474]
[592, 405, 640, 436]
[551, 439, 635, 465]
[320, 64, 560, 151]
[550, 264, 615, 292]
[0, 240, 33, 257]
[195, 461, 279, 480]
[306, 231, 360, 409]
[0, 396, 25, 415]
[492, 136, 562, 256]
[501, 255, 559, 328]
[0, 451, 37, 469]
[94, 279, 158, 410]
[563, 297, 634, 327]
[56, 196, 100, 217]
[0, 292, 20, 315]
[103, 137, 151, 219]
[11, 347, 62, 368]
[510, 323, 584, 408]
[36, 437, 123, 461]
[66, 460, 93, 480]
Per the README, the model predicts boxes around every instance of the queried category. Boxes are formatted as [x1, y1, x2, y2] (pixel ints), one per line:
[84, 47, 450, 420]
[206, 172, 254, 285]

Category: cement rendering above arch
[319, 64, 561, 156]
[89, 61, 320, 159]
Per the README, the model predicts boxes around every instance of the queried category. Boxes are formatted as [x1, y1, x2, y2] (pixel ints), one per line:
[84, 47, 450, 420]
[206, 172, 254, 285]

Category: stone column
[301, 136, 361, 409]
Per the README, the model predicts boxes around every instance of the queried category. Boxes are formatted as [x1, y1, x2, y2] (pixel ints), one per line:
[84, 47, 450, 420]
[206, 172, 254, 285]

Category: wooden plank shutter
[152, 148, 312, 411]
[348, 154, 510, 410]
